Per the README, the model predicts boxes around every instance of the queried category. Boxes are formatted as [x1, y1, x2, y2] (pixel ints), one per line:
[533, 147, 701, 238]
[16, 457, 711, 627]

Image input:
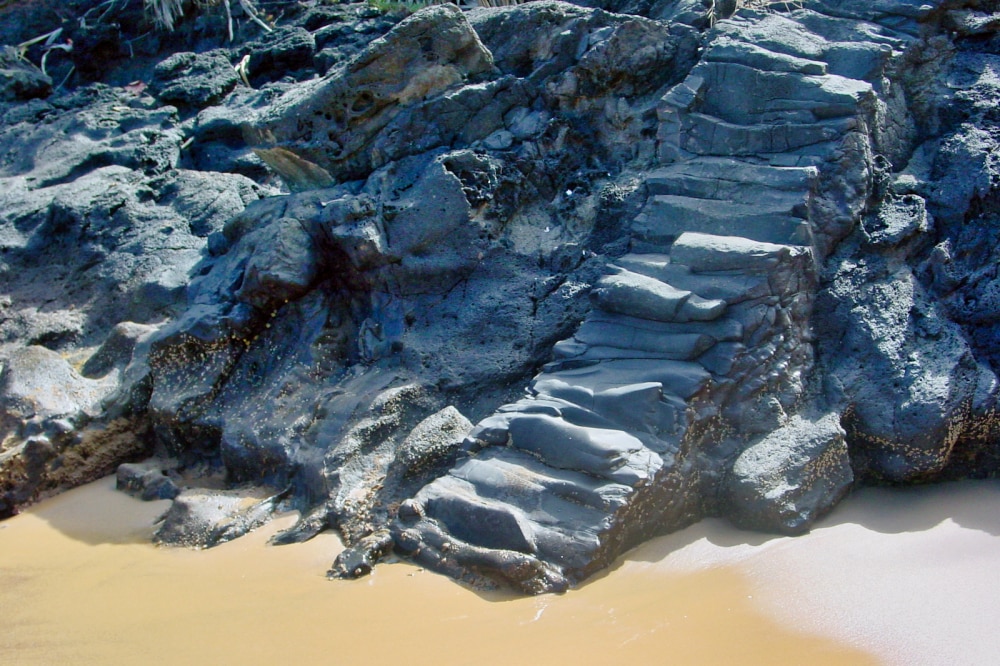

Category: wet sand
[1, 477, 996, 665]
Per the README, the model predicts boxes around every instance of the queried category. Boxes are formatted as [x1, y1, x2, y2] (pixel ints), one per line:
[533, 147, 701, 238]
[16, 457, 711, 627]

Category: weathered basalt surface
[1, 0, 999, 593]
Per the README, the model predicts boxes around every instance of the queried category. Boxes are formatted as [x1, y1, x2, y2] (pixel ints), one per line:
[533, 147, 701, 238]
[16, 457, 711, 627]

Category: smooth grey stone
[691, 61, 873, 124]
[634, 194, 809, 247]
[421, 475, 538, 554]
[681, 111, 854, 157]
[670, 232, 808, 274]
[574, 320, 718, 358]
[591, 269, 726, 323]
[586, 311, 744, 342]
[703, 38, 827, 75]
[697, 342, 746, 376]
[614, 254, 772, 303]
[534, 359, 711, 401]
[646, 158, 818, 202]
[504, 411, 658, 485]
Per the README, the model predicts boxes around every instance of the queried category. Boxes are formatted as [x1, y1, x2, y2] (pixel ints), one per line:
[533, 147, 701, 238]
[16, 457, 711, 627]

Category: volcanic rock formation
[1, 0, 999, 592]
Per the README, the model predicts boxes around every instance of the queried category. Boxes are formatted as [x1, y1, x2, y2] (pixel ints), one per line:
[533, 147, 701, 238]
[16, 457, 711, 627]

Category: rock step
[415, 462, 619, 573]
[552, 343, 713, 364]
[613, 254, 772, 304]
[687, 61, 874, 125]
[531, 359, 709, 437]
[590, 268, 727, 323]
[670, 231, 811, 275]
[533, 358, 711, 403]
[452, 448, 634, 515]
[645, 158, 817, 203]
[713, 13, 898, 83]
[703, 37, 828, 76]
[585, 310, 744, 343]
[670, 111, 854, 159]
[565, 325, 716, 361]
[470, 398, 665, 487]
[634, 194, 811, 247]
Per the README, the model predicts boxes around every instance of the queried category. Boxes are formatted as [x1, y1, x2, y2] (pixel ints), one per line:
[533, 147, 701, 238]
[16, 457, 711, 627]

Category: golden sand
[4, 476, 994, 665]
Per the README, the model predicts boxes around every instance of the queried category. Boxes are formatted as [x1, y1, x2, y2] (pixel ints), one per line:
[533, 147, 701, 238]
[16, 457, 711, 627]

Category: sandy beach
[0, 476, 996, 665]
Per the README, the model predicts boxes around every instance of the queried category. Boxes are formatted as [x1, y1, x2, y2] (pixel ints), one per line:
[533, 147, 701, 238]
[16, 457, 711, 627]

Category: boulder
[247, 5, 495, 186]
[150, 50, 240, 110]
[154, 487, 280, 548]
[116, 459, 181, 501]
[0, 346, 114, 440]
[723, 412, 853, 534]
[818, 258, 994, 481]
[0, 45, 51, 101]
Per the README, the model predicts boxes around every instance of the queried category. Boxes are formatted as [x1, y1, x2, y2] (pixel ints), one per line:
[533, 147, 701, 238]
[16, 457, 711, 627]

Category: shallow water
[1, 477, 997, 665]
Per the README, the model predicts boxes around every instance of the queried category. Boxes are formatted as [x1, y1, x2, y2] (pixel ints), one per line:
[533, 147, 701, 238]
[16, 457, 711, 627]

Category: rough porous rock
[0, 0, 999, 594]
[723, 412, 853, 534]
[153, 487, 282, 548]
[116, 458, 181, 501]
[0, 45, 52, 101]
[247, 4, 496, 186]
[150, 51, 240, 110]
[0, 346, 114, 439]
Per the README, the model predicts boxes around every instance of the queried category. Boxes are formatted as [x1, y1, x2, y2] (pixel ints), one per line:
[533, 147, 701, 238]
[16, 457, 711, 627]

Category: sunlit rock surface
[1, 0, 999, 592]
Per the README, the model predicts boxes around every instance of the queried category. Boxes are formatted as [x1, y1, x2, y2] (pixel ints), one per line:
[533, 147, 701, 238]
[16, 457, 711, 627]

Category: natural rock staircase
[388, 8, 890, 593]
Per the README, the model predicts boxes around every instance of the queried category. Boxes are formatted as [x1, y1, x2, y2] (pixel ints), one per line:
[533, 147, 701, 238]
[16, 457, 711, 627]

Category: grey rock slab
[573, 320, 717, 359]
[418, 474, 539, 554]
[646, 158, 818, 202]
[679, 111, 853, 158]
[703, 37, 827, 75]
[697, 341, 746, 376]
[586, 310, 744, 342]
[533, 358, 711, 401]
[503, 411, 660, 486]
[669, 232, 810, 274]
[692, 61, 873, 124]
[450, 450, 629, 521]
[614, 254, 772, 303]
[715, 12, 827, 61]
[591, 269, 726, 323]
[570, 345, 714, 364]
[634, 194, 809, 247]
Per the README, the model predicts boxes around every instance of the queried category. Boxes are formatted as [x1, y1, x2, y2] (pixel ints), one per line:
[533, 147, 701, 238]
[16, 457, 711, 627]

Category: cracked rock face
[1, 0, 999, 594]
